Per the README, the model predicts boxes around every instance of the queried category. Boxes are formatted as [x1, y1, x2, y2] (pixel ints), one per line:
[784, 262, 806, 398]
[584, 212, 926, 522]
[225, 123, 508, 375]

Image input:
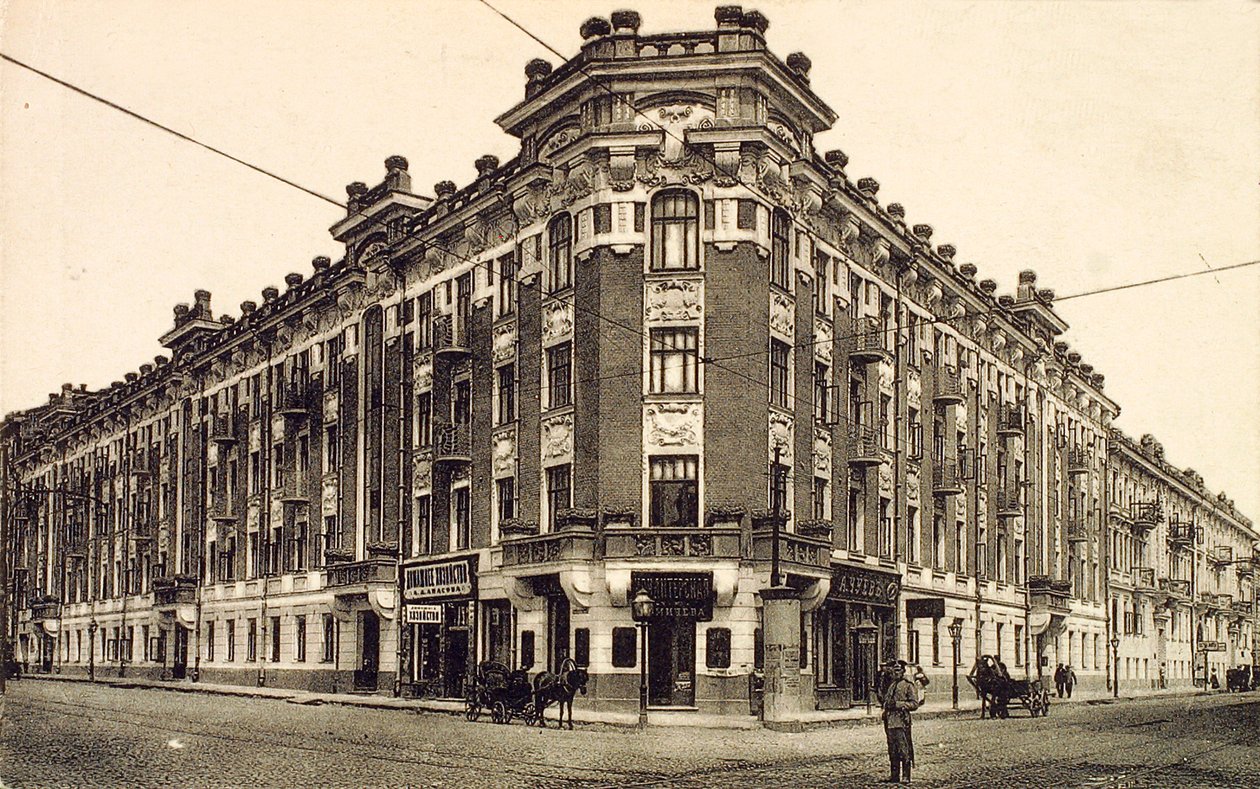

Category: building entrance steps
[22, 673, 1217, 731]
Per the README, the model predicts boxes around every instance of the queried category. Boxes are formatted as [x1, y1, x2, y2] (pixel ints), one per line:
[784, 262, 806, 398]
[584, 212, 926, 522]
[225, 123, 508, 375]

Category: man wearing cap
[881, 660, 921, 783]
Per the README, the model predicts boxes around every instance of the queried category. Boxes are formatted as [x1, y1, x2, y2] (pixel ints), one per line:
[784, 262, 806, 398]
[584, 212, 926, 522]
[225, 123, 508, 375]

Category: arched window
[650, 190, 700, 270]
[770, 208, 791, 289]
[548, 213, 573, 293]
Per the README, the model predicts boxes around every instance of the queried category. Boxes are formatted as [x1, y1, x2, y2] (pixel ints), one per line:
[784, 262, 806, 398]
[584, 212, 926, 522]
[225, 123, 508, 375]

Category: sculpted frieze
[645, 279, 703, 323]
[768, 410, 793, 465]
[813, 319, 832, 364]
[813, 428, 832, 478]
[492, 323, 517, 364]
[645, 402, 701, 449]
[542, 413, 574, 460]
[414, 356, 433, 392]
[321, 475, 338, 517]
[541, 299, 574, 344]
[413, 452, 433, 493]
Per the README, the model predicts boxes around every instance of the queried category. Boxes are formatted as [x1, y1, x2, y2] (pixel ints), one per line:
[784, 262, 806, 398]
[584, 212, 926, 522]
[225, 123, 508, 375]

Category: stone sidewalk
[17, 672, 1211, 730]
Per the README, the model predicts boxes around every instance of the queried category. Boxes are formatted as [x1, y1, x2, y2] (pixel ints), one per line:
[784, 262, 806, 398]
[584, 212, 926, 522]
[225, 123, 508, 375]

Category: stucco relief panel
[414, 354, 433, 391]
[542, 299, 574, 345]
[413, 451, 433, 493]
[323, 390, 339, 421]
[492, 427, 517, 477]
[644, 278, 703, 323]
[768, 410, 793, 466]
[542, 413, 574, 461]
[813, 319, 832, 364]
[492, 323, 517, 364]
[878, 464, 894, 497]
[906, 469, 920, 506]
[249, 423, 261, 453]
[813, 428, 832, 478]
[907, 370, 922, 410]
[769, 292, 794, 341]
[645, 403, 702, 450]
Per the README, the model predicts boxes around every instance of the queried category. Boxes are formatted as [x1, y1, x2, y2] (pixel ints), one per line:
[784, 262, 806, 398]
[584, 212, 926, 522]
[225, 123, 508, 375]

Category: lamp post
[1110, 636, 1120, 699]
[948, 617, 963, 710]
[631, 589, 655, 729]
[855, 614, 878, 714]
[88, 618, 97, 681]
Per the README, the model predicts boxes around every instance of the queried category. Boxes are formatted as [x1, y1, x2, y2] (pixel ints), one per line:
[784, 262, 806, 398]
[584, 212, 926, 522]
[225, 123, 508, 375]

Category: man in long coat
[881, 660, 922, 783]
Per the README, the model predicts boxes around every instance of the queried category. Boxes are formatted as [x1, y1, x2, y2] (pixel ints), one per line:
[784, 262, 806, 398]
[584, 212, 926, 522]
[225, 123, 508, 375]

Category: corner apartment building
[4, 7, 1254, 716]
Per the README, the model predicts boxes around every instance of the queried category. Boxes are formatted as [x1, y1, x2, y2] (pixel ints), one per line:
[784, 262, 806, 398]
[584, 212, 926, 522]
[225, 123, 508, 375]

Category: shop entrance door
[648, 618, 696, 706]
[172, 626, 188, 679]
[40, 634, 54, 673]
[356, 611, 380, 690]
[850, 630, 873, 703]
[444, 627, 468, 698]
[548, 595, 571, 671]
[485, 601, 512, 667]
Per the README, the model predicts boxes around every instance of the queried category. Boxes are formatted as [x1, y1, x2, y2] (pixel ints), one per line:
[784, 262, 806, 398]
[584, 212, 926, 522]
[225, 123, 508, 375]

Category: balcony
[1158, 577, 1191, 599]
[933, 366, 964, 405]
[1231, 599, 1254, 617]
[434, 423, 472, 463]
[1028, 575, 1071, 612]
[325, 558, 396, 589]
[1067, 447, 1090, 477]
[500, 526, 596, 569]
[996, 405, 1025, 438]
[432, 314, 470, 358]
[604, 526, 742, 561]
[153, 575, 197, 608]
[750, 524, 831, 575]
[209, 414, 238, 444]
[847, 424, 885, 466]
[931, 459, 963, 496]
[276, 388, 310, 419]
[1167, 519, 1197, 549]
[275, 470, 309, 505]
[1132, 566, 1156, 589]
[30, 597, 61, 622]
[1066, 518, 1088, 543]
[1237, 558, 1255, 579]
[209, 496, 237, 522]
[849, 316, 891, 364]
[1209, 545, 1233, 567]
[995, 483, 1023, 518]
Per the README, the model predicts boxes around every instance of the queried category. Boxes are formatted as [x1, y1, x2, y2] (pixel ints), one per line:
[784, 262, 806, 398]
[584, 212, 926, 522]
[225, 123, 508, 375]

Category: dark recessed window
[706, 627, 731, 669]
[612, 627, 637, 668]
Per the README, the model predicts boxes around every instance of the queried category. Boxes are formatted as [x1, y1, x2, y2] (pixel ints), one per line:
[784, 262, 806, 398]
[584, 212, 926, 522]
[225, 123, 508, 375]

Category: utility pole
[770, 446, 782, 588]
[1, 430, 11, 695]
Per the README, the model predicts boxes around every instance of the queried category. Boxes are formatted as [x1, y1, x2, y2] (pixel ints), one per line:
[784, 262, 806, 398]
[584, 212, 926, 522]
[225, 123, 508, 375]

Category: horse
[532, 657, 589, 729]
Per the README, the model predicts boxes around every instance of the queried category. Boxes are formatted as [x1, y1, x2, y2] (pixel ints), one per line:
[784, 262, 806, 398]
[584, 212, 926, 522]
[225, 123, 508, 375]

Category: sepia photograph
[1, 1, 1258, 786]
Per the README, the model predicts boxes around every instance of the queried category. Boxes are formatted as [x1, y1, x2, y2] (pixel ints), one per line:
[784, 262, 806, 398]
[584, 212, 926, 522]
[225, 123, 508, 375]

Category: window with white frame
[451, 487, 470, 550]
[546, 465, 571, 532]
[649, 328, 699, 394]
[769, 339, 790, 408]
[547, 214, 573, 292]
[650, 190, 700, 270]
[649, 456, 699, 528]
[547, 343, 572, 409]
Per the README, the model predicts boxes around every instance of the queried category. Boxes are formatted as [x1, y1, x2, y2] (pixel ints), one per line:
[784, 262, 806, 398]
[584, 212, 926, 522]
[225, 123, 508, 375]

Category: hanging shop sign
[405, 604, 444, 625]
[905, 597, 946, 620]
[631, 571, 714, 621]
[1197, 641, 1226, 653]
[828, 563, 901, 606]
[403, 555, 478, 602]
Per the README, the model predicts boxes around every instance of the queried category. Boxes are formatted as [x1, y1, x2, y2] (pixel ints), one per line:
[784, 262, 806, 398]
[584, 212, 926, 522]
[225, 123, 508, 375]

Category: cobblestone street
[2, 680, 1258, 788]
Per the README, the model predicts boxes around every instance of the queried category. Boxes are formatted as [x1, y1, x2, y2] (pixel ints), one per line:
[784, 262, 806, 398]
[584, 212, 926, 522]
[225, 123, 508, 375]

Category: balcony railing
[750, 527, 831, 573]
[932, 460, 963, 496]
[1158, 577, 1191, 598]
[1066, 518, 1088, 543]
[500, 528, 596, 568]
[153, 575, 197, 607]
[209, 414, 238, 444]
[1231, 599, 1254, 617]
[1028, 575, 1071, 611]
[849, 316, 890, 364]
[1167, 520, 1197, 549]
[434, 423, 472, 462]
[1209, 545, 1233, 566]
[433, 314, 470, 357]
[1067, 447, 1090, 477]
[1132, 567, 1156, 589]
[1237, 558, 1255, 579]
[995, 482, 1023, 517]
[997, 405, 1025, 437]
[933, 366, 964, 405]
[275, 470, 309, 505]
[31, 598, 61, 622]
[603, 526, 742, 561]
[1133, 500, 1163, 529]
[209, 496, 237, 522]
[276, 387, 311, 419]
[325, 558, 396, 589]
[847, 424, 885, 466]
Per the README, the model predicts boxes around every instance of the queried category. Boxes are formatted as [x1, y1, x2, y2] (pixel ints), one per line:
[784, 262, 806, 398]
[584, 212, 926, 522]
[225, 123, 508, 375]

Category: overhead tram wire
[9, 43, 1259, 455]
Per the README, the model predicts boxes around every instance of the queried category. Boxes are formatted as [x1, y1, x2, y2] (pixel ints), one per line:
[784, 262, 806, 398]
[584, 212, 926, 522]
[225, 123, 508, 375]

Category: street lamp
[87, 618, 98, 682]
[631, 589, 655, 729]
[1110, 636, 1120, 699]
[947, 617, 963, 710]
[855, 614, 878, 714]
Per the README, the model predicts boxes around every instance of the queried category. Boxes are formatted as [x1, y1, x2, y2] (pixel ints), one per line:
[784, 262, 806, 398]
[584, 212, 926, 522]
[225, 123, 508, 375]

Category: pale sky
[2, 0, 1258, 517]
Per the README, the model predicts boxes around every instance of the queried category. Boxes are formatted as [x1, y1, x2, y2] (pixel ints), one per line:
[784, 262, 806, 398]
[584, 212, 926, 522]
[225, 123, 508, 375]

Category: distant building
[3, 7, 1255, 716]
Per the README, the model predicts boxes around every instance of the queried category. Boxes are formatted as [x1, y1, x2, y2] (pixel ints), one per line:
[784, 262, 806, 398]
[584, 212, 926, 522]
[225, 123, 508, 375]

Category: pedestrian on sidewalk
[1054, 663, 1066, 698]
[1209, 668, 1220, 690]
[1064, 665, 1076, 698]
[881, 660, 921, 784]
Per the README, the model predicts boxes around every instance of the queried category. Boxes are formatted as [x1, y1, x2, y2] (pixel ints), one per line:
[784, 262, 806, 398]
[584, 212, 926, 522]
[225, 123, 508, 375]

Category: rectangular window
[574, 628, 590, 668]
[548, 214, 573, 292]
[226, 620, 235, 662]
[415, 495, 431, 555]
[649, 456, 699, 527]
[270, 616, 281, 663]
[706, 628, 732, 669]
[416, 292, 433, 349]
[650, 191, 700, 270]
[649, 328, 699, 394]
[906, 506, 919, 565]
[452, 487, 470, 550]
[932, 618, 941, 666]
[520, 630, 536, 670]
[908, 629, 920, 665]
[813, 363, 830, 423]
[812, 476, 828, 520]
[546, 464, 572, 532]
[496, 477, 516, 524]
[612, 627, 637, 668]
[452, 379, 471, 425]
[416, 392, 431, 446]
[247, 619, 257, 662]
[498, 254, 518, 316]
[996, 622, 1004, 662]
[770, 210, 791, 289]
[736, 199, 757, 230]
[296, 616, 307, 662]
[206, 621, 215, 662]
[769, 339, 790, 408]
[547, 342, 572, 409]
[322, 614, 336, 662]
[1014, 624, 1023, 666]
[496, 364, 516, 424]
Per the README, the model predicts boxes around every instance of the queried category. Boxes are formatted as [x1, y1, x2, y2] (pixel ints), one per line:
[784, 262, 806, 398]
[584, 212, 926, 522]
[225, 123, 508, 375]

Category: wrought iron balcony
[997, 404, 1025, 438]
[276, 387, 311, 419]
[1067, 446, 1090, 477]
[432, 314, 470, 358]
[153, 575, 197, 607]
[30, 597, 61, 622]
[1167, 519, 1197, 549]
[325, 558, 396, 589]
[209, 414, 238, 444]
[603, 526, 742, 561]
[932, 459, 963, 496]
[847, 424, 885, 466]
[1158, 577, 1191, 598]
[933, 366, 964, 405]
[434, 423, 472, 463]
[1209, 545, 1233, 566]
[1027, 575, 1071, 612]
[995, 482, 1023, 518]
[1231, 599, 1254, 617]
[1066, 518, 1088, 543]
[1237, 558, 1255, 579]
[275, 470, 309, 505]
[1132, 500, 1163, 531]
[849, 316, 891, 364]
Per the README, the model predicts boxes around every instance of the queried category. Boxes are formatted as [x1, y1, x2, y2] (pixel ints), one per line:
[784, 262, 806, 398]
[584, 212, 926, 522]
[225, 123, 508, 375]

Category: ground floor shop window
[612, 628, 636, 668]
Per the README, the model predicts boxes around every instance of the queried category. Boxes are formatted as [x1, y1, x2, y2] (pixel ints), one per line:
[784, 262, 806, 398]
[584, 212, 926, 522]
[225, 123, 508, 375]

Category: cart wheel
[1029, 696, 1042, 717]
[492, 701, 508, 724]
[465, 699, 481, 722]
[522, 703, 537, 726]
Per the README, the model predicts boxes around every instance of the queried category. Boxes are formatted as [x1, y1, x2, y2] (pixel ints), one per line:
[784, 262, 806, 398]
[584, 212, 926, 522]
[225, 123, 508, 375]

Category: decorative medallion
[768, 410, 793, 465]
[492, 323, 517, 364]
[321, 475, 338, 517]
[814, 319, 832, 363]
[541, 299, 574, 344]
[769, 292, 794, 339]
[645, 402, 701, 448]
[542, 413, 574, 460]
[644, 279, 703, 323]
[492, 427, 517, 477]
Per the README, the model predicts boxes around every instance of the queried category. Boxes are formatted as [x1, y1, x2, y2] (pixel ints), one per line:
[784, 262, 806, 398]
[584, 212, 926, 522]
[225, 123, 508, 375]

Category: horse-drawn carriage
[967, 655, 1050, 718]
[465, 661, 538, 725]
[1226, 665, 1257, 693]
